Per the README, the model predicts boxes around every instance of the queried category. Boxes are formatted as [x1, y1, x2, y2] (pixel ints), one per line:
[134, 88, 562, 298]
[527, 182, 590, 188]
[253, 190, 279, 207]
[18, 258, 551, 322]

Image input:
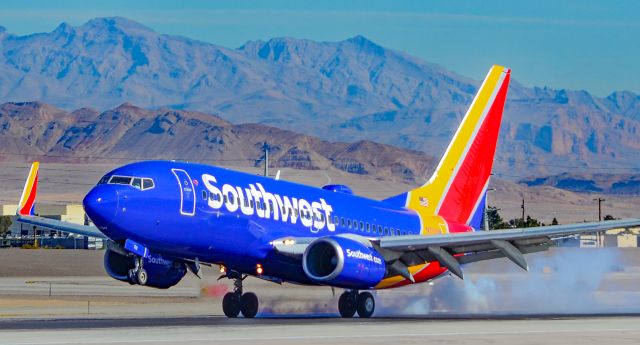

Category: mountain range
[1, 17, 639, 179]
[0, 101, 436, 184]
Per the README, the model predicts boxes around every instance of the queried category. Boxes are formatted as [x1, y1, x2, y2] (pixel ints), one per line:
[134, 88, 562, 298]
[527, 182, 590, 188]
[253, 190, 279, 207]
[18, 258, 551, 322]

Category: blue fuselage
[84, 160, 422, 284]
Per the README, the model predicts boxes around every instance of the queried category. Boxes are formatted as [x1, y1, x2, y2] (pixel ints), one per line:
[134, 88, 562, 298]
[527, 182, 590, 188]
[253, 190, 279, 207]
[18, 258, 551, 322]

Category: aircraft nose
[83, 186, 119, 226]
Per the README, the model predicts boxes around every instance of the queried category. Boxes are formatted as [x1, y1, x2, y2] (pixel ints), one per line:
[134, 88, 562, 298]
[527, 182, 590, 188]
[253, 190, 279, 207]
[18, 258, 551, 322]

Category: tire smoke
[375, 247, 640, 316]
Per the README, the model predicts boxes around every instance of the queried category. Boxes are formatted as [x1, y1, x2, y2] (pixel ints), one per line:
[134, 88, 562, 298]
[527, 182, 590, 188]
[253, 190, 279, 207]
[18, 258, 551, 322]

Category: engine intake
[302, 236, 385, 289]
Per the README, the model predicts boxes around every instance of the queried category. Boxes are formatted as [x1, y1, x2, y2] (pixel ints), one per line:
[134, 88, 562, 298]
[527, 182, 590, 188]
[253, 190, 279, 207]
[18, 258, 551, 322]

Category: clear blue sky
[1, 0, 638, 96]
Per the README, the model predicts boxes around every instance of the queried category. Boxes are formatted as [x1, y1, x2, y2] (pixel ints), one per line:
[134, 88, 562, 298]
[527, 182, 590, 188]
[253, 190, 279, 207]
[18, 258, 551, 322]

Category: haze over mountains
[0, 101, 436, 184]
[1, 17, 639, 182]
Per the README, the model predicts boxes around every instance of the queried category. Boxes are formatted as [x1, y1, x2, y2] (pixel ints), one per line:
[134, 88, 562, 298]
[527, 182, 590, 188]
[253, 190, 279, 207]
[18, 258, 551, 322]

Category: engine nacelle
[104, 249, 187, 289]
[302, 236, 385, 289]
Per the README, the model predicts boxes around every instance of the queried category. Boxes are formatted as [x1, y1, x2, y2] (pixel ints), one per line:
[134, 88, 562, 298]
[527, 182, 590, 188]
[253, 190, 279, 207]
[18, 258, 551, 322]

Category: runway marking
[6, 326, 640, 345]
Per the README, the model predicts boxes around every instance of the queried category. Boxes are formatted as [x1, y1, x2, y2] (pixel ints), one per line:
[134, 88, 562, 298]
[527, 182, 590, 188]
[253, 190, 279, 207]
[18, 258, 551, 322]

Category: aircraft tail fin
[393, 65, 510, 231]
[17, 162, 39, 216]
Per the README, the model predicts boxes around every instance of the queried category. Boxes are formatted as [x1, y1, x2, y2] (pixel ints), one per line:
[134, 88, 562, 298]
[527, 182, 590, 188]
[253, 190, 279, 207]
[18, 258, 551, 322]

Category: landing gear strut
[221, 271, 259, 318]
[338, 290, 375, 318]
[127, 256, 148, 286]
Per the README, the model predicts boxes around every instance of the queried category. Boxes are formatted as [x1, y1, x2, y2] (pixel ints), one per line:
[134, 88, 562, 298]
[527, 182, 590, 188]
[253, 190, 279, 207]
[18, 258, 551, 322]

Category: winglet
[17, 162, 39, 216]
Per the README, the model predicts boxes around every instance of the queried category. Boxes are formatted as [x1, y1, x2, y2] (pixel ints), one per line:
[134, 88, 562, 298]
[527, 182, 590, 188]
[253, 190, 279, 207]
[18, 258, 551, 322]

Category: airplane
[15, 65, 640, 318]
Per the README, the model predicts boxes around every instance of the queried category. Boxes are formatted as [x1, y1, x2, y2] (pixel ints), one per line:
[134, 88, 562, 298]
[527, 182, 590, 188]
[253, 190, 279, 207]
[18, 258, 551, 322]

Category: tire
[356, 292, 375, 318]
[127, 269, 138, 285]
[240, 292, 259, 318]
[136, 268, 148, 286]
[338, 292, 356, 318]
[222, 293, 240, 318]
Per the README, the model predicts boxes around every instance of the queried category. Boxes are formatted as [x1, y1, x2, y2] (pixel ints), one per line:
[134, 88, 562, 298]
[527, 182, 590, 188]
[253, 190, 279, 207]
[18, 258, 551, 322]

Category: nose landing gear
[127, 256, 148, 286]
[338, 290, 375, 318]
[220, 271, 259, 318]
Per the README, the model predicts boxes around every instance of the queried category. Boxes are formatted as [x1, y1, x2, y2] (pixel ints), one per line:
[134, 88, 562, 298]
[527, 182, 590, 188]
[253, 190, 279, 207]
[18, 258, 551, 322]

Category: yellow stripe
[19, 162, 39, 209]
[374, 263, 429, 289]
[405, 66, 506, 233]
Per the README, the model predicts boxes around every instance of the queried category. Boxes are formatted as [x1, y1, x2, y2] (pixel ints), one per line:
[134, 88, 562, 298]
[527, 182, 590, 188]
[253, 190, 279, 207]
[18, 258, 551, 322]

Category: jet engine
[302, 236, 385, 289]
[103, 249, 187, 289]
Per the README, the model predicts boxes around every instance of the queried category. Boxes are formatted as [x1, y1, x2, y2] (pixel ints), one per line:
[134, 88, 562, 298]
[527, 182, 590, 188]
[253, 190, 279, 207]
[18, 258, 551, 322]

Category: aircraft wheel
[338, 291, 357, 318]
[222, 292, 241, 318]
[136, 268, 148, 286]
[127, 269, 138, 285]
[240, 292, 259, 318]
[356, 292, 375, 318]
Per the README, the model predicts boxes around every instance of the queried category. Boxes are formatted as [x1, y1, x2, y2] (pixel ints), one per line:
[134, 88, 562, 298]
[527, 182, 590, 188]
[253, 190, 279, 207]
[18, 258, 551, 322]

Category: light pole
[262, 142, 269, 177]
[484, 188, 495, 230]
[593, 197, 605, 222]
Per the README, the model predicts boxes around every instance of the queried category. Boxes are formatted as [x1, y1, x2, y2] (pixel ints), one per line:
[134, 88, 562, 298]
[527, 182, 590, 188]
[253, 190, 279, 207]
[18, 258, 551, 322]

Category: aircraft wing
[380, 218, 640, 250]
[15, 214, 108, 239]
[273, 219, 640, 281]
[374, 218, 640, 279]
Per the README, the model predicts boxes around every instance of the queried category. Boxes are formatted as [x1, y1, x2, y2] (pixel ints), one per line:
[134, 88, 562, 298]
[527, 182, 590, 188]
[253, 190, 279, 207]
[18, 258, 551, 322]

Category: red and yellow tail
[393, 65, 511, 234]
[18, 162, 39, 216]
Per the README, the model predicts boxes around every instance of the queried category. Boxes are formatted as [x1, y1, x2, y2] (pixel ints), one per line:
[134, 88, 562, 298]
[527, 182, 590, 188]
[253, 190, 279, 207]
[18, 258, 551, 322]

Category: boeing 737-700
[15, 65, 640, 318]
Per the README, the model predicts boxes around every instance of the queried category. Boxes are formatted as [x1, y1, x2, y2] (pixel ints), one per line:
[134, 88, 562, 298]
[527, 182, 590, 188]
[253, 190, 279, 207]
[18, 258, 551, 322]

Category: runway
[2, 248, 640, 344]
[1, 315, 639, 345]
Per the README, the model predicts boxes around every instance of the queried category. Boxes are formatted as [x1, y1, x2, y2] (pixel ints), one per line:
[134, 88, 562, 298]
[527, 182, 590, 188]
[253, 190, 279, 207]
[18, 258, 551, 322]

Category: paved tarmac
[2, 248, 640, 344]
[1, 315, 639, 345]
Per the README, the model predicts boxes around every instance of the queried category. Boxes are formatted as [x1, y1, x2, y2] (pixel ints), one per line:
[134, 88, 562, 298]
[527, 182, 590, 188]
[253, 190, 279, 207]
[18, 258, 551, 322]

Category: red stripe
[19, 173, 37, 215]
[438, 73, 510, 226]
[384, 262, 447, 289]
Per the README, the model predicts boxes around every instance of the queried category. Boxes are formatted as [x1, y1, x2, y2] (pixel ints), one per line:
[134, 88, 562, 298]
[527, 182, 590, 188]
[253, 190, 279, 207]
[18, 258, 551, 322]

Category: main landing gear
[221, 271, 259, 318]
[338, 290, 375, 318]
[127, 256, 148, 286]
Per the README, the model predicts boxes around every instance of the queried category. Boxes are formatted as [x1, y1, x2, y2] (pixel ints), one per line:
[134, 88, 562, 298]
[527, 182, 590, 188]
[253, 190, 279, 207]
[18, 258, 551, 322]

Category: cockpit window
[98, 175, 111, 185]
[131, 178, 142, 190]
[109, 176, 132, 185]
[142, 178, 154, 190]
[105, 175, 155, 190]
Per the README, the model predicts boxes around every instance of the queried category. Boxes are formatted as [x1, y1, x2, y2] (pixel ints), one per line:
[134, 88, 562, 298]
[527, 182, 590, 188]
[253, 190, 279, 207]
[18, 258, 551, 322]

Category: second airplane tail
[17, 162, 39, 216]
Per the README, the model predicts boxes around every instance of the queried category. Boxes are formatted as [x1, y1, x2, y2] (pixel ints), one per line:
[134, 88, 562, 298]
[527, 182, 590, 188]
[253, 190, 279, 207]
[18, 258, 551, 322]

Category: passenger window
[202, 190, 207, 200]
[142, 178, 154, 190]
[384, 227, 389, 235]
[109, 176, 132, 185]
[347, 219, 352, 228]
[334, 216, 339, 225]
[378, 225, 383, 234]
[359, 221, 364, 230]
[223, 195, 228, 203]
[366, 223, 370, 232]
[341, 218, 345, 226]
